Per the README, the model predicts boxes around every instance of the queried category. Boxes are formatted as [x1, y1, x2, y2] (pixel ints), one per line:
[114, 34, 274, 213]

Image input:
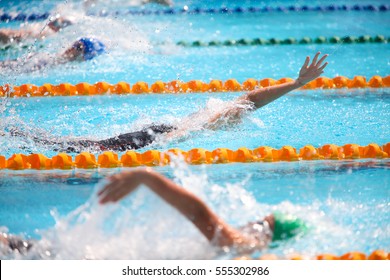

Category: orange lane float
[273, 145, 299, 161]
[318, 144, 343, 160]
[278, 77, 294, 84]
[0, 155, 6, 169]
[259, 78, 277, 88]
[347, 76, 367, 88]
[299, 145, 322, 160]
[165, 148, 188, 162]
[361, 143, 388, 159]
[38, 83, 53, 96]
[186, 148, 212, 164]
[1, 142, 388, 170]
[98, 151, 122, 168]
[242, 78, 259, 91]
[187, 80, 204, 92]
[368, 75, 384, 88]
[340, 251, 367, 260]
[234, 147, 255, 163]
[27, 154, 52, 169]
[7, 154, 31, 170]
[211, 148, 235, 163]
[5, 75, 388, 98]
[224, 79, 241, 91]
[75, 82, 96, 96]
[342, 144, 361, 159]
[382, 143, 390, 155]
[52, 153, 74, 169]
[95, 81, 111, 94]
[332, 76, 349, 88]
[208, 80, 224, 92]
[368, 249, 388, 260]
[54, 83, 77, 96]
[140, 150, 167, 166]
[252, 146, 274, 162]
[132, 81, 149, 94]
[242, 249, 389, 260]
[120, 151, 142, 167]
[151, 81, 166, 93]
[383, 75, 390, 87]
[165, 80, 182, 92]
[75, 152, 99, 169]
[110, 81, 131, 94]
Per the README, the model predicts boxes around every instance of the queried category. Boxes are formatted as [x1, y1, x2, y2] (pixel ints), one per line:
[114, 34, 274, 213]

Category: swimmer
[0, 232, 35, 254]
[0, 169, 307, 254]
[0, 17, 73, 45]
[61, 37, 107, 62]
[98, 168, 308, 251]
[143, 0, 174, 6]
[10, 52, 327, 152]
[0, 37, 106, 71]
[83, 0, 173, 9]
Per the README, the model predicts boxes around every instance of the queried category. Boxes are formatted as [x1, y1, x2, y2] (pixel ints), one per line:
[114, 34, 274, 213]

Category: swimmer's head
[48, 17, 73, 32]
[271, 212, 308, 242]
[67, 37, 106, 61]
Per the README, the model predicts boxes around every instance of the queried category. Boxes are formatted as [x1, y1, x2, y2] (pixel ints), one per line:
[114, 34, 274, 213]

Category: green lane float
[177, 35, 388, 48]
[2, 35, 387, 53]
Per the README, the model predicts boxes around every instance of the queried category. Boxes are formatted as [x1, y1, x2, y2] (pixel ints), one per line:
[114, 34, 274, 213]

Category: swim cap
[76, 38, 106, 61]
[272, 212, 308, 242]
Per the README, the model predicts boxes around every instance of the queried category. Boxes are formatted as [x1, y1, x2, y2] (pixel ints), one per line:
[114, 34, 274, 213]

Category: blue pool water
[1, 90, 389, 157]
[0, 160, 389, 259]
[0, 0, 389, 259]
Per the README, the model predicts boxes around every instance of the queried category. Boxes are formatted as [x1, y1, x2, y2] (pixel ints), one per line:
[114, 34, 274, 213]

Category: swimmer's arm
[98, 169, 242, 246]
[202, 53, 328, 128]
[0, 29, 34, 44]
[238, 52, 328, 109]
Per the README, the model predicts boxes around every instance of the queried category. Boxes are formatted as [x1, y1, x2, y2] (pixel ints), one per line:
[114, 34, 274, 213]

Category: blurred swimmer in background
[0, 168, 307, 255]
[0, 17, 73, 45]
[0, 37, 106, 71]
[98, 168, 308, 252]
[9, 52, 328, 152]
[83, 0, 174, 8]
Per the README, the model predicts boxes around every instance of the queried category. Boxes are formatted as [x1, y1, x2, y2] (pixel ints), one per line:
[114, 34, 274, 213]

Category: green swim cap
[272, 212, 308, 242]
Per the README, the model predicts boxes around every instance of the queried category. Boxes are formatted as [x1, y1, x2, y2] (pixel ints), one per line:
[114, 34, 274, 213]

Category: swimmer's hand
[98, 170, 147, 204]
[296, 52, 328, 86]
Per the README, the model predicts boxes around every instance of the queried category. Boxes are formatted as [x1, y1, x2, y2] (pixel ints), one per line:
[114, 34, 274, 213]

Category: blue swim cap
[77, 37, 106, 61]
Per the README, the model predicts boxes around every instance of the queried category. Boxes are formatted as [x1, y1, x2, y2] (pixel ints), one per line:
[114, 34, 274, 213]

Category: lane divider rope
[1, 4, 389, 22]
[1, 75, 389, 98]
[238, 249, 389, 260]
[1, 35, 388, 53]
[178, 35, 388, 47]
[0, 142, 388, 170]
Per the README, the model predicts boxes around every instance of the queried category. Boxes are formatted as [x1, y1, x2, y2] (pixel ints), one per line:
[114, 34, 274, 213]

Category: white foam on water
[1, 159, 388, 259]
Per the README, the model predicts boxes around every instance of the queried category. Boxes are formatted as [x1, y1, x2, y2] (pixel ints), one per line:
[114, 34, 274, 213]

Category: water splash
[1, 159, 389, 259]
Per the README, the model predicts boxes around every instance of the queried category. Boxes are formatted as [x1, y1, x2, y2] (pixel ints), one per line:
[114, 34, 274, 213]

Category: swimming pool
[0, 0, 389, 260]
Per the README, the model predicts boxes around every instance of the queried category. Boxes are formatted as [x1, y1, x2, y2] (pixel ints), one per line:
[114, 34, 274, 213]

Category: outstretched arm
[98, 168, 243, 246]
[238, 52, 328, 109]
[0, 29, 33, 44]
[204, 52, 328, 127]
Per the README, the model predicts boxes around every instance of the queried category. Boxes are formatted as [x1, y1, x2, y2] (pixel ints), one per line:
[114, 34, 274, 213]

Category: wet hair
[72, 37, 106, 61]
[1, 233, 34, 253]
[8, 236, 34, 251]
